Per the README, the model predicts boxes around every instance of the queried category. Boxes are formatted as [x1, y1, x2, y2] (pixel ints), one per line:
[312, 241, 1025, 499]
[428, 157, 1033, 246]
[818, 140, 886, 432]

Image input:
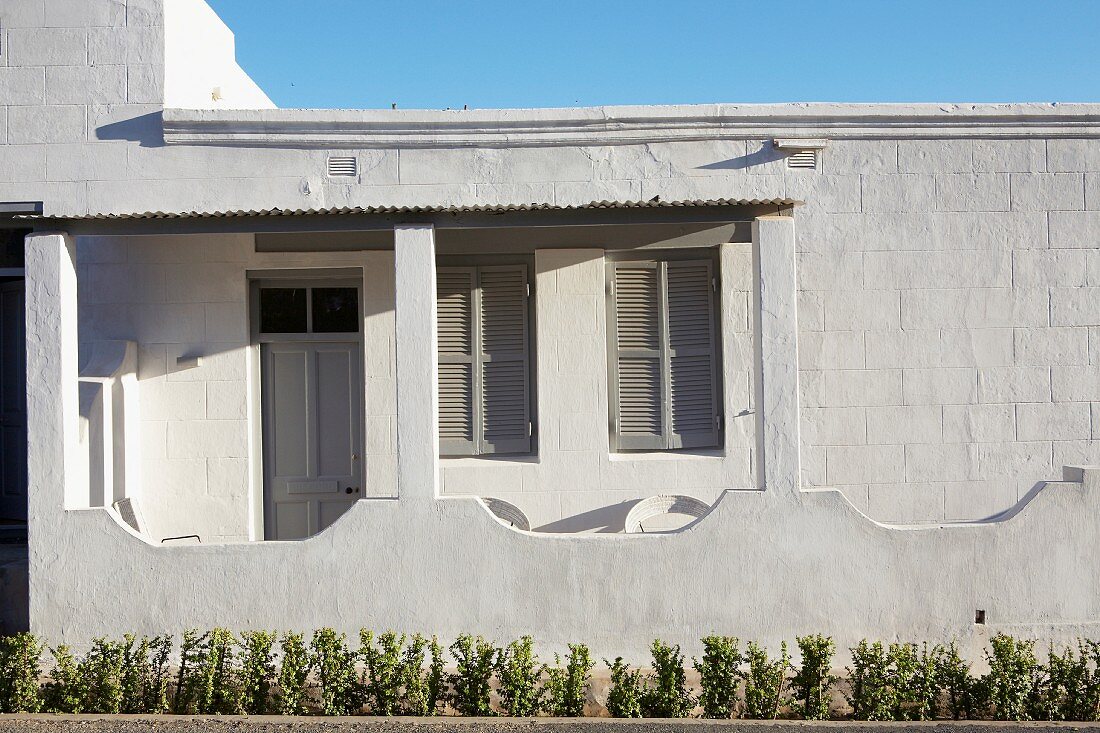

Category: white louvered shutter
[665, 260, 720, 449]
[437, 268, 477, 455]
[477, 265, 531, 454]
[611, 262, 665, 450]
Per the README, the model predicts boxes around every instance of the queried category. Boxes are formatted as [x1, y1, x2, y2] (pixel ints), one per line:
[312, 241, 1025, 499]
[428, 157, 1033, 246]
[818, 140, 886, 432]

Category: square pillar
[393, 224, 440, 502]
[25, 232, 81, 517]
[752, 215, 801, 502]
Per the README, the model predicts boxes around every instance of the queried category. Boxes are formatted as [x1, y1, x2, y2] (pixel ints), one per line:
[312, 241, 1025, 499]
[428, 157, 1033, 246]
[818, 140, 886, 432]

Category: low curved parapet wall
[29, 466, 1100, 660]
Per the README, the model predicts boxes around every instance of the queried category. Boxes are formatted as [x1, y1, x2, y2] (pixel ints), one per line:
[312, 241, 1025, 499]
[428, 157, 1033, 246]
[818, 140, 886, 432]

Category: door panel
[0, 281, 27, 521]
[316, 349, 354, 477]
[270, 349, 308, 477]
[262, 341, 362, 540]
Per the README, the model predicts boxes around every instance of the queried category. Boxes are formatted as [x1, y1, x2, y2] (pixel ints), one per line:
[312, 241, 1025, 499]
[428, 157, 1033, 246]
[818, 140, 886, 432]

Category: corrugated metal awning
[31, 198, 797, 222]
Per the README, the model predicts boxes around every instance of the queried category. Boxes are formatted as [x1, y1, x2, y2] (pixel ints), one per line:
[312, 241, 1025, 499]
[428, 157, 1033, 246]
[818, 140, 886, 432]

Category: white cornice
[162, 103, 1100, 148]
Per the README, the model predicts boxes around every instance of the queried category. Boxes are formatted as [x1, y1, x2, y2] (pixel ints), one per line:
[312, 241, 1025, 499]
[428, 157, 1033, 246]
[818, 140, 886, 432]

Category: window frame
[436, 255, 538, 458]
[249, 276, 363, 344]
[604, 248, 724, 453]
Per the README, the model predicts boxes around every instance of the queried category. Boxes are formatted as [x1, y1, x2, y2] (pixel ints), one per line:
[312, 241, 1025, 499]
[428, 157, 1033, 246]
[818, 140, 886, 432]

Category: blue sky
[206, 0, 1100, 110]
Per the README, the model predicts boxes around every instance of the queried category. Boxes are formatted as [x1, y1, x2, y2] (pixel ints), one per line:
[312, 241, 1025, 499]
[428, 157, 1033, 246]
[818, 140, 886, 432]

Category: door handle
[345, 486, 361, 495]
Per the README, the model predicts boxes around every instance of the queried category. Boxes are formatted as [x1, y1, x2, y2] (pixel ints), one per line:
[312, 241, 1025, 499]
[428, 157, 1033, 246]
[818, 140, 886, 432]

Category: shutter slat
[478, 265, 531, 454]
[612, 263, 665, 450]
[666, 260, 719, 449]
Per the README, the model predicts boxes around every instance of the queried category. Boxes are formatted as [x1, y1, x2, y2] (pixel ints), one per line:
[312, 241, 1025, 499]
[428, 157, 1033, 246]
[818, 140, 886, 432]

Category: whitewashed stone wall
[440, 244, 755, 531]
[4, 0, 1100, 538]
[795, 141, 1100, 523]
[76, 236, 398, 542]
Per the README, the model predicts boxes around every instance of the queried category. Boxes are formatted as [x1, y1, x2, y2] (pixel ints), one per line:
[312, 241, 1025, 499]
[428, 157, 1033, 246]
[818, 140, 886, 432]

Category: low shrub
[543, 643, 593, 716]
[847, 640, 892, 720]
[496, 636, 543, 717]
[119, 634, 172, 714]
[694, 635, 741, 719]
[742, 640, 790, 719]
[980, 633, 1038, 721]
[312, 628, 359, 716]
[640, 639, 693, 718]
[448, 634, 497, 716]
[791, 634, 835, 720]
[11, 629, 1100, 721]
[41, 645, 83, 713]
[276, 632, 311, 715]
[238, 631, 277, 715]
[1066, 640, 1100, 721]
[936, 640, 977, 719]
[81, 637, 124, 714]
[0, 632, 44, 713]
[197, 628, 239, 715]
[1029, 640, 1100, 721]
[400, 633, 445, 716]
[604, 657, 643, 718]
[173, 629, 205, 714]
[360, 630, 404, 715]
[892, 642, 940, 721]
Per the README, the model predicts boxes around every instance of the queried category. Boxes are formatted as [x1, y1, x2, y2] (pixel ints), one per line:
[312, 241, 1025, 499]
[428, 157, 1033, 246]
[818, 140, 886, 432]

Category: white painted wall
[7, 0, 1100, 651]
[74, 232, 749, 538]
[162, 0, 274, 109]
[76, 235, 399, 542]
[29, 217, 1100, 661]
[3, 0, 1097, 530]
[438, 244, 755, 531]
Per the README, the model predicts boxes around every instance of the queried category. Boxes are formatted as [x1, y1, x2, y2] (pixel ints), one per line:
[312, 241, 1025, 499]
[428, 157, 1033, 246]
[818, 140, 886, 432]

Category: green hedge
[1, 630, 1099, 720]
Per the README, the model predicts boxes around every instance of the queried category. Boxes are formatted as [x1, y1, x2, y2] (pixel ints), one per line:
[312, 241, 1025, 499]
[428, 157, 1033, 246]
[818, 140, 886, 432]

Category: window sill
[440, 454, 540, 468]
[607, 449, 725, 462]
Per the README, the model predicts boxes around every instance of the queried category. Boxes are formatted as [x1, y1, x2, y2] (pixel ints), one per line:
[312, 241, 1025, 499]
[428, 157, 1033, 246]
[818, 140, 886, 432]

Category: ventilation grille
[787, 150, 817, 170]
[327, 156, 358, 177]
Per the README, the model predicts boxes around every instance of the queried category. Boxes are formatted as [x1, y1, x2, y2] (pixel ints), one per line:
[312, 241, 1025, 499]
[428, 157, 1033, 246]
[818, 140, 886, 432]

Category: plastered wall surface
[5, 0, 1100, 650]
[8, 0, 1096, 528]
[74, 233, 751, 539]
[438, 243, 755, 532]
[64, 129, 1100, 534]
[28, 225, 1100, 661]
[76, 235, 400, 542]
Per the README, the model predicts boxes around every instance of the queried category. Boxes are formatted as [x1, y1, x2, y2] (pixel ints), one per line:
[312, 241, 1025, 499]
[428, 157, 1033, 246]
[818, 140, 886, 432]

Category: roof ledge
[162, 103, 1100, 149]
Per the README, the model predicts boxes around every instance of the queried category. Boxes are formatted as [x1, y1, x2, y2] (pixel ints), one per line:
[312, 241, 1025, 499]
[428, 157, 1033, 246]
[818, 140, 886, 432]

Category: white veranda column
[752, 215, 802, 502]
[393, 224, 440, 502]
[25, 232, 82, 517]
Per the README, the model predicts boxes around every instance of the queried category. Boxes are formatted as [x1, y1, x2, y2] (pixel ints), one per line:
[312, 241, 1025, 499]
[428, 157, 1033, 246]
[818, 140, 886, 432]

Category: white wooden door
[0, 280, 27, 521]
[261, 341, 362, 540]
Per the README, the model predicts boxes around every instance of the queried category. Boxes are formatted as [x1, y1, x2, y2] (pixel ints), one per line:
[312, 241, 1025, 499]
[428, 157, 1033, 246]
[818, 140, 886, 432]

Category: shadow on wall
[536, 501, 638, 533]
[96, 112, 166, 148]
[696, 141, 787, 172]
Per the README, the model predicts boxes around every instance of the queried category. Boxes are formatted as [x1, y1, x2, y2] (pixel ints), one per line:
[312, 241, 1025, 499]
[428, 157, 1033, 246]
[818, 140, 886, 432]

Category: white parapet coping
[162, 103, 1100, 148]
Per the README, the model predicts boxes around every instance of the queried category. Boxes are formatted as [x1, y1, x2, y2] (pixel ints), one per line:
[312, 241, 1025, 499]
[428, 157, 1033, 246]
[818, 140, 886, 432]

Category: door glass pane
[312, 287, 359, 333]
[260, 288, 307, 333]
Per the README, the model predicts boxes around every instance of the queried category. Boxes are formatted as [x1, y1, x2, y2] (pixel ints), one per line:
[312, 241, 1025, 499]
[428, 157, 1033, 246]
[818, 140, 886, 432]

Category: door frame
[247, 269, 365, 541]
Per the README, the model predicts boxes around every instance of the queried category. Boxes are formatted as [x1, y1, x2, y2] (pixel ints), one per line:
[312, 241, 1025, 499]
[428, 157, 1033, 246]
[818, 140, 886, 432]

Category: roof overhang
[28, 199, 797, 237]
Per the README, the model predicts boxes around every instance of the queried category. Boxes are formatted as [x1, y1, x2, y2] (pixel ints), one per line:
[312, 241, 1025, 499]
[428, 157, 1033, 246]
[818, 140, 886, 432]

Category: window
[607, 258, 721, 451]
[257, 284, 360, 335]
[437, 265, 532, 456]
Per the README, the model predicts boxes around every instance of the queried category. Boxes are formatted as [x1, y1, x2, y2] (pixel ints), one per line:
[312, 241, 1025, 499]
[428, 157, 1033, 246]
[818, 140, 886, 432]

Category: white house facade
[2, 0, 1100, 657]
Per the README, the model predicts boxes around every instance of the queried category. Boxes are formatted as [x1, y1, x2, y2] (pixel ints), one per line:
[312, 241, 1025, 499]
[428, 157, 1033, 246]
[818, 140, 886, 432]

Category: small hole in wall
[975, 609, 986, 624]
